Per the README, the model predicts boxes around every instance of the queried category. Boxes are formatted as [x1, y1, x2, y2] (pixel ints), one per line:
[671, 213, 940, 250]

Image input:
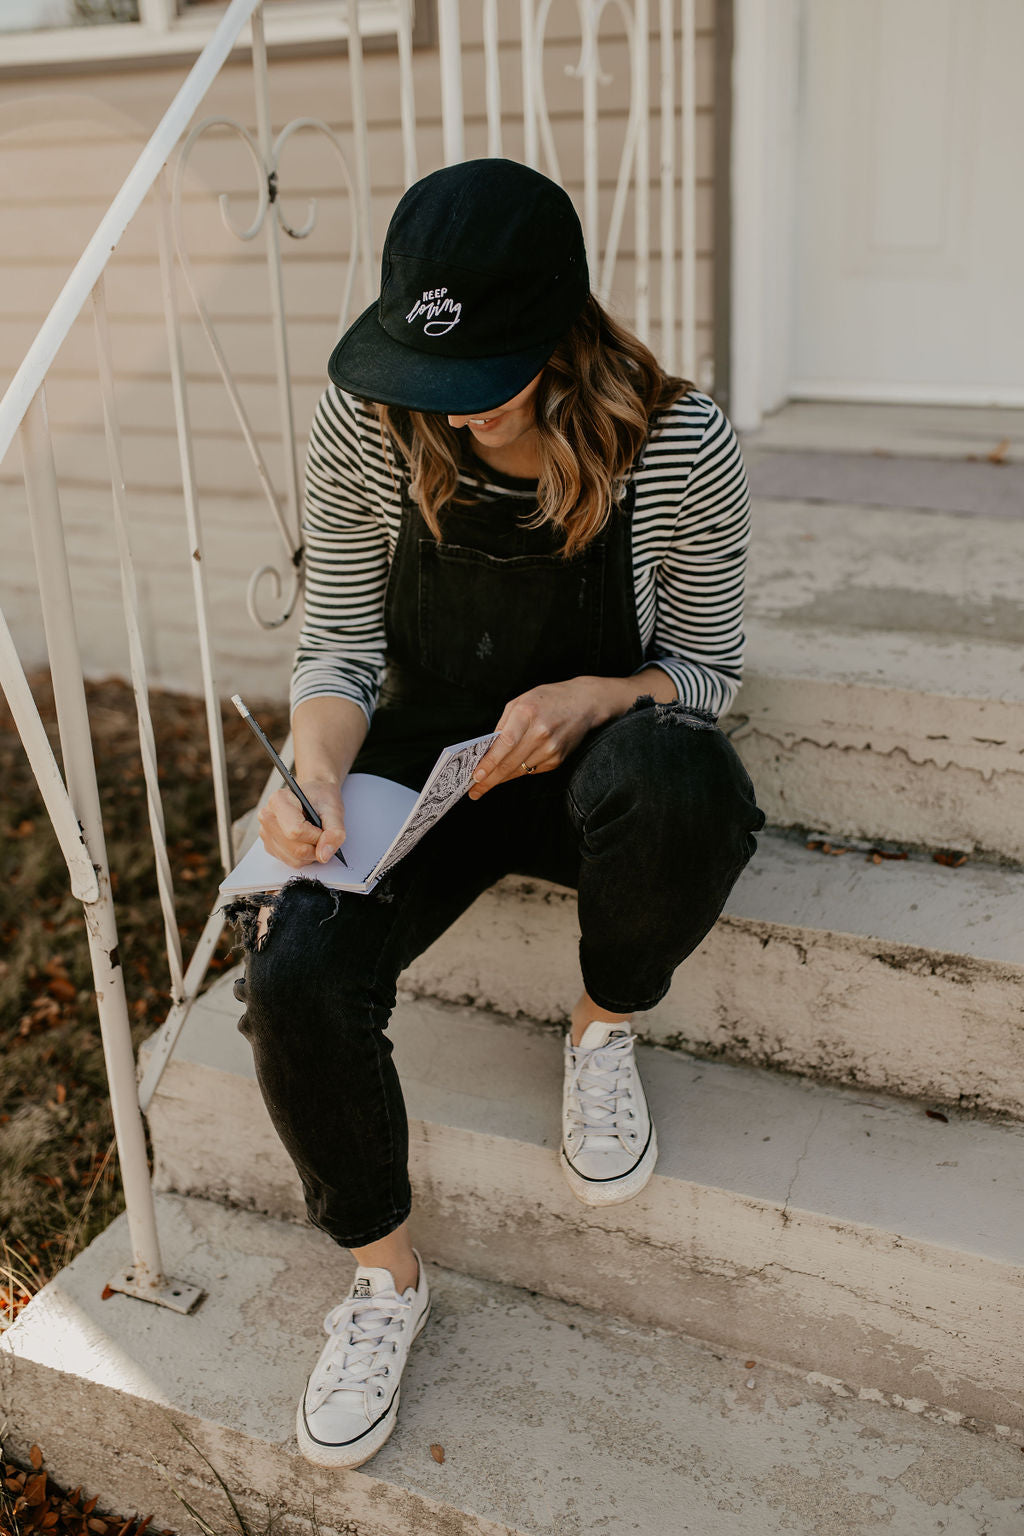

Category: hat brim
[327, 300, 561, 416]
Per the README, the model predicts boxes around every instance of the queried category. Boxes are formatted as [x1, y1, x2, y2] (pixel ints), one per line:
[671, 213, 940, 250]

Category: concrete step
[726, 497, 1024, 860]
[4, 1194, 1024, 1536]
[141, 978, 1024, 1434]
[402, 830, 1024, 1118]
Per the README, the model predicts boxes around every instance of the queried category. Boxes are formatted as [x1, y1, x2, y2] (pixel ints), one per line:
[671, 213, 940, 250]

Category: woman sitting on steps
[229, 157, 764, 1470]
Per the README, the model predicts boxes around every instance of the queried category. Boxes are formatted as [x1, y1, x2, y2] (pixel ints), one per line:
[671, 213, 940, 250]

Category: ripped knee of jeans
[627, 694, 719, 730]
[221, 876, 341, 955]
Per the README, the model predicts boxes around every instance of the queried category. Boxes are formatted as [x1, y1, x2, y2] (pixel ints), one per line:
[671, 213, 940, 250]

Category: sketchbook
[218, 733, 497, 898]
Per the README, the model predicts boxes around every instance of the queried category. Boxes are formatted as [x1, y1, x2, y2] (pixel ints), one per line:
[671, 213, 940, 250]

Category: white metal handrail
[0, 0, 701, 1314]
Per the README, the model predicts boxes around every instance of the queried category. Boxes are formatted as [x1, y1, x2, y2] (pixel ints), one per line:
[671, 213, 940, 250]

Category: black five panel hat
[327, 158, 590, 415]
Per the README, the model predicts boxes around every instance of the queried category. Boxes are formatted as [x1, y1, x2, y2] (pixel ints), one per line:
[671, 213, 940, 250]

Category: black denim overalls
[348, 464, 645, 789]
[235, 457, 765, 1247]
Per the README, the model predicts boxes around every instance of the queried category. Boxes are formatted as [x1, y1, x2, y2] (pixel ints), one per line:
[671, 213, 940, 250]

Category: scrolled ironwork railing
[0, 0, 701, 1312]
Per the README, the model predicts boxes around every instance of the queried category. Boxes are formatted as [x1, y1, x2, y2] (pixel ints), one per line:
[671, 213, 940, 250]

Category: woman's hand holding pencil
[231, 695, 348, 869]
[258, 777, 347, 869]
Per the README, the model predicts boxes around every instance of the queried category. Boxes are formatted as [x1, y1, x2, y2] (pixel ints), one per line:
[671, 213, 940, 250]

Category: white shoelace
[565, 1032, 640, 1140]
[308, 1291, 412, 1410]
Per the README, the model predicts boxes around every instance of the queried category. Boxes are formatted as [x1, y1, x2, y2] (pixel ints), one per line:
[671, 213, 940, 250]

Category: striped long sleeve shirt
[291, 384, 752, 723]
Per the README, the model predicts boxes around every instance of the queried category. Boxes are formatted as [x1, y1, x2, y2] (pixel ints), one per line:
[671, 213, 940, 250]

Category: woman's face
[446, 371, 543, 451]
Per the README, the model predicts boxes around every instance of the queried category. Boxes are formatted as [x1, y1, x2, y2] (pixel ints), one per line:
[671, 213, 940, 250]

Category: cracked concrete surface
[779, 1102, 826, 1226]
[3, 1195, 1024, 1536]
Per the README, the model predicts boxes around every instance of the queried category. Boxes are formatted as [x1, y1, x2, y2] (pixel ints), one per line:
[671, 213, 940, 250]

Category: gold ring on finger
[520, 761, 537, 774]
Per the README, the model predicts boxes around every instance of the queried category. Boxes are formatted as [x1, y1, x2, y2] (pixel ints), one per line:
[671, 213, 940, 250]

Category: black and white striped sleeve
[289, 388, 392, 723]
[646, 400, 751, 715]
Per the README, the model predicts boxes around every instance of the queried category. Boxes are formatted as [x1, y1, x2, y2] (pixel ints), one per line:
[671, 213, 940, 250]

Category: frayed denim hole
[223, 876, 339, 955]
[654, 703, 719, 731]
[627, 693, 658, 716]
[221, 895, 267, 954]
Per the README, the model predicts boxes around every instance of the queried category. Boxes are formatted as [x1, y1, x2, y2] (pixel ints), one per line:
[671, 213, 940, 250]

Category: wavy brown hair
[376, 296, 693, 557]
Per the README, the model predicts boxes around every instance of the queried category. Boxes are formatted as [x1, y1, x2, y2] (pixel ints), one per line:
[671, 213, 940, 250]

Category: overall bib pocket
[416, 537, 608, 700]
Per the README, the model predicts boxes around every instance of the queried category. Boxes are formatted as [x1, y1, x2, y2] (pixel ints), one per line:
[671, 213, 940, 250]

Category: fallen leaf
[88, 1520, 109, 1534]
[100, 1284, 115, 1300]
[47, 976, 77, 1003]
[986, 439, 1010, 464]
[867, 848, 908, 862]
[926, 1109, 949, 1123]
[429, 1444, 445, 1464]
[933, 851, 968, 868]
[24, 1473, 47, 1505]
[29, 1447, 43, 1471]
[745, 1360, 756, 1370]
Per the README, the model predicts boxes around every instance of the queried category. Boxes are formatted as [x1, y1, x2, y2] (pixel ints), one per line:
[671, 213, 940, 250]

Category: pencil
[230, 694, 347, 867]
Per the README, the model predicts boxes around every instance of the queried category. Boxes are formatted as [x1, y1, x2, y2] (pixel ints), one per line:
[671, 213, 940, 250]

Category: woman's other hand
[468, 677, 615, 798]
[468, 668, 680, 798]
[258, 779, 346, 866]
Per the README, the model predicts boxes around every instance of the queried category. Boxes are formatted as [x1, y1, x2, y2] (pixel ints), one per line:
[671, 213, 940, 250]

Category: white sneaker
[296, 1252, 430, 1469]
[560, 1022, 658, 1205]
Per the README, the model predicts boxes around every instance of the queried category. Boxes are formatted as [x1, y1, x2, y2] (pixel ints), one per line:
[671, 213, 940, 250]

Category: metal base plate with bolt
[107, 1266, 206, 1314]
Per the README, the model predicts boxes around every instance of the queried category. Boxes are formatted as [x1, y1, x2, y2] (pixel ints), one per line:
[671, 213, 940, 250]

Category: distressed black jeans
[230, 697, 765, 1248]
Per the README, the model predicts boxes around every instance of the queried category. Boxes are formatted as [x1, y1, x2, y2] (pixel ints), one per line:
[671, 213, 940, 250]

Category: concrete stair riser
[409, 1131, 1024, 1433]
[735, 496, 1024, 862]
[0, 1374, 512, 1536]
[727, 679, 1024, 862]
[402, 870, 1024, 1120]
[140, 992, 1024, 1434]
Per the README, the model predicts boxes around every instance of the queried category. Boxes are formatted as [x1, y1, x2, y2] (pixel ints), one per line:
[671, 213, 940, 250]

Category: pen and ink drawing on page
[371, 737, 494, 882]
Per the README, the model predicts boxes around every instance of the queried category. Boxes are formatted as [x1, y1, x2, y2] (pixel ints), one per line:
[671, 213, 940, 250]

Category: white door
[792, 0, 1024, 405]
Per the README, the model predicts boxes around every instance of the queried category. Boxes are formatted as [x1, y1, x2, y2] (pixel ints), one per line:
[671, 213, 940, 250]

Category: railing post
[482, 0, 502, 158]
[397, 0, 418, 186]
[680, 0, 697, 381]
[251, 4, 302, 549]
[659, 0, 676, 372]
[19, 388, 203, 1315]
[633, 0, 651, 341]
[581, 1, 599, 266]
[347, 0, 376, 302]
[157, 170, 234, 876]
[520, 0, 538, 168]
[437, 0, 465, 165]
